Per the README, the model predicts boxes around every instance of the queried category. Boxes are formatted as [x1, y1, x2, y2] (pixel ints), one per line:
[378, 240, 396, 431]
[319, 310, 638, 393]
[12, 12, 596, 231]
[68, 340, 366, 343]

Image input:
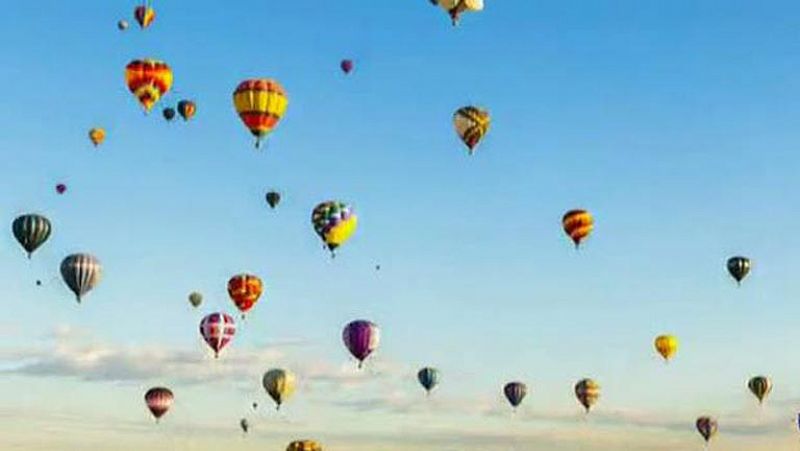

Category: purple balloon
[342, 320, 380, 368]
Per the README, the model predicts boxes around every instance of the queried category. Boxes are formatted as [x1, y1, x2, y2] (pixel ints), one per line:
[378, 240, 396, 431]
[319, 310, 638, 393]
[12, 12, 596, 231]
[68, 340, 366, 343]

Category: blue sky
[3, 1, 800, 449]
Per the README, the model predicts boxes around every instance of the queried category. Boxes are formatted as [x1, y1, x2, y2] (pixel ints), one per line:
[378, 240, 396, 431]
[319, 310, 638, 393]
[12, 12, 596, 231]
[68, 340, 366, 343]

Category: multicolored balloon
[562, 209, 594, 248]
[125, 59, 173, 113]
[88, 128, 105, 147]
[134, 4, 155, 29]
[342, 320, 380, 368]
[696, 416, 718, 443]
[286, 440, 322, 451]
[417, 367, 440, 395]
[433, 0, 484, 25]
[266, 191, 281, 209]
[748, 376, 772, 404]
[177, 99, 196, 121]
[575, 378, 600, 413]
[504, 381, 527, 410]
[233, 79, 288, 148]
[262, 368, 296, 410]
[199, 312, 236, 358]
[188, 291, 203, 308]
[144, 387, 173, 422]
[227, 274, 263, 317]
[312, 201, 358, 255]
[727, 256, 751, 286]
[654, 335, 678, 362]
[12, 214, 51, 258]
[453, 106, 490, 154]
[340, 59, 354, 74]
[60, 253, 102, 302]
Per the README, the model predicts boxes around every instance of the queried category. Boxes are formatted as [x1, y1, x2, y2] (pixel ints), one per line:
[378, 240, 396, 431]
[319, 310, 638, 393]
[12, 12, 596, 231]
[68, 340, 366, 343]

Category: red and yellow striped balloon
[125, 59, 173, 113]
[286, 440, 322, 451]
[233, 79, 288, 148]
[562, 209, 594, 248]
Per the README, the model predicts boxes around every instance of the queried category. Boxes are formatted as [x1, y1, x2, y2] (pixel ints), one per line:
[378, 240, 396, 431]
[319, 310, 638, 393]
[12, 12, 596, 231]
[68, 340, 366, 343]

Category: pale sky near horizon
[3, 1, 800, 449]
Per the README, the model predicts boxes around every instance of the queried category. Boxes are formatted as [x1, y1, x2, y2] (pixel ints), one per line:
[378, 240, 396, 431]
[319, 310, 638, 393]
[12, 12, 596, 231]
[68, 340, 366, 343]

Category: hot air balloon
[227, 274, 263, 318]
[503, 382, 527, 410]
[144, 387, 173, 422]
[134, 4, 155, 29]
[453, 106, 490, 154]
[177, 100, 196, 121]
[262, 368, 296, 410]
[12, 214, 51, 258]
[125, 59, 173, 113]
[163, 107, 176, 121]
[60, 254, 102, 302]
[266, 191, 281, 209]
[654, 335, 679, 362]
[240, 418, 250, 434]
[417, 367, 440, 395]
[118, 20, 129, 31]
[727, 256, 751, 286]
[433, 0, 484, 25]
[287, 440, 322, 451]
[343, 320, 380, 368]
[340, 59, 354, 74]
[696, 416, 718, 443]
[575, 378, 600, 413]
[312, 201, 358, 256]
[89, 128, 105, 147]
[562, 209, 594, 248]
[199, 312, 236, 358]
[56, 183, 67, 195]
[252, 402, 258, 410]
[233, 79, 288, 148]
[188, 292, 203, 308]
[748, 376, 772, 405]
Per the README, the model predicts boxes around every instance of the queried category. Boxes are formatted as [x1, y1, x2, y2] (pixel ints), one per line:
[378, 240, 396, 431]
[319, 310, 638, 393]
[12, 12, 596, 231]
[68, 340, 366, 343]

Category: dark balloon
[56, 184, 67, 194]
[727, 256, 751, 285]
[36, 280, 42, 286]
[417, 367, 440, 395]
[696, 416, 718, 443]
[504, 381, 527, 409]
[12, 214, 52, 258]
[240, 418, 250, 434]
[163, 107, 176, 121]
[340, 59, 354, 74]
[266, 191, 281, 209]
[177, 100, 196, 121]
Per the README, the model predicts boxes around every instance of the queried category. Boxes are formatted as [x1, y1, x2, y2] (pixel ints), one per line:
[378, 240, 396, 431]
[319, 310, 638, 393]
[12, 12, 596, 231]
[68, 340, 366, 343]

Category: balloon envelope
[144, 387, 173, 421]
[199, 312, 236, 358]
[286, 440, 322, 451]
[342, 320, 379, 367]
[227, 274, 263, 316]
[417, 367, 441, 394]
[453, 106, 490, 154]
[125, 59, 173, 113]
[12, 214, 51, 258]
[312, 201, 357, 254]
[233, 79, 288, 148]
[504, 382, 527, 408]
[575, 378, 600, 412]
[60, 253, 102, 302]
[562, 209, 594, 248]
[696, 416, 718, 443]
[262, 368, 296, 409]
[727, 256, 751, 285]
[654, 335, 678, 361]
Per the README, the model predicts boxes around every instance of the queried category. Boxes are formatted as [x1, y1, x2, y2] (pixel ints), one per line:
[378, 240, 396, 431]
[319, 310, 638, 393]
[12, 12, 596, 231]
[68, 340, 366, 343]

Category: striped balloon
[60, 254, 102, 302]
[417, 367, 441, 395]
[562, 209, 594, 248]
[503, 381, 527, 410]
[233, 79, 288, 148]
[342, 320, 380, 368]
[727, 256, 751, 286]
[575, 378, 600, 413]
[227, 274, 263, 317]
[696, 416, 718, 443]
[286, 440, 322, 451]
[144, 387, 173, 422]
[125, 59, 173, 113]
[199, 312, 236, 358]
[453, 106, 490, 154]
[12, 214, 52, 258]
[134, 5, 155, 29]
[748, 376, 772, 404]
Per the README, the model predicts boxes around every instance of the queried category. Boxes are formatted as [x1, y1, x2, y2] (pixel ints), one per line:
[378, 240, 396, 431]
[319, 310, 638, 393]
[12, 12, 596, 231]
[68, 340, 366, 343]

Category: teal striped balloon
[12, 214, 51, 258]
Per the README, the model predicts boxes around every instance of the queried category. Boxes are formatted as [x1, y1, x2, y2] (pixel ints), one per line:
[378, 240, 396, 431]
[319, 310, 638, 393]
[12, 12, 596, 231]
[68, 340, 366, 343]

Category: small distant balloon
[727, 256, 751, 286]
[240, 418, 250, 434]
[252, 402, 258, 410]
[188, 291, 203, 308]
[56, 184, 67, 195]
[177, 99, 196, 121]
[36, 280, 42, 286]
[654, 334, 679, 362]
[342, 320, 380, 368]
[117, 20, 129, 31]
[266, 191, 281, 209]
[748, 376, 772, 405]
[453, 106, 490, 154]
[144, 387, 173, 422]
[340, 59, 354, 74]
[696, 416, 718, 443]
[163, 107, 176, 121]
[88, 128, 105, 147]
[262, 368, 297, 410]
[375, 264, 381, 271]
[417, 367, 440, 395]
[504, 381, 527, 410]
[575, 378, 600, 413]
[562, 209, 594, 249]
[134, 5, 155, 29]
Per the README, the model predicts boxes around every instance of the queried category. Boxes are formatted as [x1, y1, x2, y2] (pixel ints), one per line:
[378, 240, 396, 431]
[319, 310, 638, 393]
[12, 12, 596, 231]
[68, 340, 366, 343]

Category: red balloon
[56, 184, 67, 194]
[340, 59, 354, 74]
[199, 312, 236, 358]
[144, 387, 173, 422]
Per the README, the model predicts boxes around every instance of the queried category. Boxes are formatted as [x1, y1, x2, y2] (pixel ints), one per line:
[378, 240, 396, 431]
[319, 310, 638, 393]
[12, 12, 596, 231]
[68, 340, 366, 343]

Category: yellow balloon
[654, 335, 679, 361]
[262, 369, 296, 409]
